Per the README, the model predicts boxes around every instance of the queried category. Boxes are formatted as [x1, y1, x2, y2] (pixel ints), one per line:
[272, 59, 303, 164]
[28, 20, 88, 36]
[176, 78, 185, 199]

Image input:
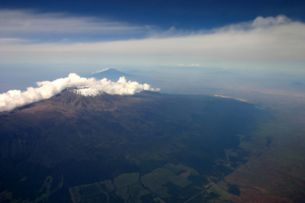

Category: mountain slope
[0, 92, 262, 203]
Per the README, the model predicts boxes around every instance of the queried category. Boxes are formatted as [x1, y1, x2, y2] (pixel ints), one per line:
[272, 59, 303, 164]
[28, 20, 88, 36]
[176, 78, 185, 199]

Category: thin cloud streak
[0, 9, 152, 40]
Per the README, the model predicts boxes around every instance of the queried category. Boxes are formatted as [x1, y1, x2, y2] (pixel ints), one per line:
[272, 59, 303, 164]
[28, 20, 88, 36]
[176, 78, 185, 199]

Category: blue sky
[0, 0, 305, 89]
[1, 0, 305, 29]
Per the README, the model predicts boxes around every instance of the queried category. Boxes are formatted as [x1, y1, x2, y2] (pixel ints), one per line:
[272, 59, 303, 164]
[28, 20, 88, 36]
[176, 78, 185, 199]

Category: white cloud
[0, 73, 159, 112]
[251, 15, 290, 28]
[0, 9, 151, 39]
[0, 11, 304, 71]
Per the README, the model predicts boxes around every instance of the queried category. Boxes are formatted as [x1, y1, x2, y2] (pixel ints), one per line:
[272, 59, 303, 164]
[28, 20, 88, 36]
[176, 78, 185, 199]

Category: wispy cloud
[0, 9, 153, 41]
[0, 10, 304, 71]
[177, 63, 201, 67]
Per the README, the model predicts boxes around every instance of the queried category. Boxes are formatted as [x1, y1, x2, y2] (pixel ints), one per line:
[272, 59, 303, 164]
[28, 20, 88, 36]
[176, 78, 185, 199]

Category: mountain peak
[7, 90, 152, 117]
[91, 68, 128, 81]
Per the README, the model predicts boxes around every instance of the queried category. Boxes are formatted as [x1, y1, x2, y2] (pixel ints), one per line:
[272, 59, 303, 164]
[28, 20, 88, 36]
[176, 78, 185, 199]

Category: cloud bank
[0, 73, 159, 112]
[0, 11, 304, 71]
[0, 9, 152, 40]
[0, 9, 304, 73]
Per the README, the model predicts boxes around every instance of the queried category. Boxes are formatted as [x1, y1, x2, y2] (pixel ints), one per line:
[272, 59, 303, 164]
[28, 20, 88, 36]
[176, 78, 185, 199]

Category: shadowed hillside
[0, 91, 262, 203]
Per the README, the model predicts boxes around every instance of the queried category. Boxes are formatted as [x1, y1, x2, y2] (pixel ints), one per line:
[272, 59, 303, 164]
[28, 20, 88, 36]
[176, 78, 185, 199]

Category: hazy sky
[0, 0, 305, 89]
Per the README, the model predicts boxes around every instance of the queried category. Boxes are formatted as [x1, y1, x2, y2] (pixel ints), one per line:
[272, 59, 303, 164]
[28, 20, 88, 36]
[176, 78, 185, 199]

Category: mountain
[90, 68, 129, 81]
[0, 91, 262, 203]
